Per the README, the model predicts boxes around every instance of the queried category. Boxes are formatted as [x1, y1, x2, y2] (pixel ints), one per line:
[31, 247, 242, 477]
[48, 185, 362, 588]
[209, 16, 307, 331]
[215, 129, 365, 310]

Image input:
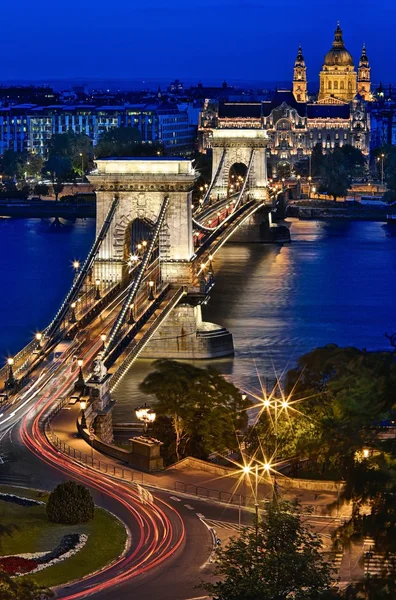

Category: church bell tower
[293, 45, 308, 102]
[357, 43, 372, 101]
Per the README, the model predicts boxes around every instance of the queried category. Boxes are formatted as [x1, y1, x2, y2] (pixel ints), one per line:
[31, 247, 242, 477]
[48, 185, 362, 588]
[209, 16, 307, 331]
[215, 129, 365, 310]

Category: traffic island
[0, 485, 128, 588]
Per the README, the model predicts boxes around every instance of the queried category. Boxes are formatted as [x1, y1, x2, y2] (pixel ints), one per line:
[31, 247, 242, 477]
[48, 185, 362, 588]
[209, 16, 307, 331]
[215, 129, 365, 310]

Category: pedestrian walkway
[50, 397, 349, 517]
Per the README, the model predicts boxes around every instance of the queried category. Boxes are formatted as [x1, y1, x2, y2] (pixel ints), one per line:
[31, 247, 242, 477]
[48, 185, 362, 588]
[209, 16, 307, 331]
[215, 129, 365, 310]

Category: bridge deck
[109, 285, 186, 391]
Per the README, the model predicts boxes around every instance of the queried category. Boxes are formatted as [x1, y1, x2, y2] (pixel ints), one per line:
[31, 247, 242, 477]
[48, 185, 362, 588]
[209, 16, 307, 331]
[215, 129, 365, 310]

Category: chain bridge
[1, 133, 284, 438]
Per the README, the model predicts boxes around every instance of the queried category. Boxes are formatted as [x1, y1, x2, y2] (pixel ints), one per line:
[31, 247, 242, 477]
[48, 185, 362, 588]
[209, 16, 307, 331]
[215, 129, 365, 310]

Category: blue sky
[2, 0, 395, 85]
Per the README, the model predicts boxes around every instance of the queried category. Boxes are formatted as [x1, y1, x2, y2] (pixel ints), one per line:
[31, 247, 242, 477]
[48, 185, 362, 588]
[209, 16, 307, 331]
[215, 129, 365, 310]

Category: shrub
[46, 481, 94, 524]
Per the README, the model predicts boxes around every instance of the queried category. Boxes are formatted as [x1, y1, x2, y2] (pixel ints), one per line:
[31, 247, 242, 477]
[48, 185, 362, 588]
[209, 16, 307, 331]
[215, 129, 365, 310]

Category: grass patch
[0, 486, 127, 588]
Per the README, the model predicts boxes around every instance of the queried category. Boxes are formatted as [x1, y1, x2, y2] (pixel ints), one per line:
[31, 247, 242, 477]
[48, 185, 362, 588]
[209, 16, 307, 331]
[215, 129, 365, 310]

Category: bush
[46, 481, 94, 525]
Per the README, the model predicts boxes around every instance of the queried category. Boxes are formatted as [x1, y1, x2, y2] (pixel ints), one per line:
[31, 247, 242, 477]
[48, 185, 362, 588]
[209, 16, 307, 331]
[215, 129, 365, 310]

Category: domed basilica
[199, 24, 372, 176]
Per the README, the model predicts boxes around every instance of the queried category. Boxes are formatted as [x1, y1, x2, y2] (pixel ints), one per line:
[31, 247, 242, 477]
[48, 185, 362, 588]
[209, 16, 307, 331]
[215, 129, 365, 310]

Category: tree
[95, 126, 142, 158]
[339, 144, 366, 179]
[25, 153, 43, 178]
[0, 570, 53, 599]
[277, 162, 291, 179]
[140, 360, 250, 462]
[46, 480, 94, 524]
[33, 183, 49, 199]
[46, 131, 93, 174]
[318, 149, 351, 200]
[43, 155, 72, 200]
[283, 345, 396, 476]
[0, 150, 27, 179]
[202, 499, 336, 600]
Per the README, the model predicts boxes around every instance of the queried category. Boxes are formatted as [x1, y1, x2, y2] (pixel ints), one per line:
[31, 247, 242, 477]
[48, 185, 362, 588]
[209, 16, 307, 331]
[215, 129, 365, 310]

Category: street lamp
[135, 402, 156, 433]
[80, 398, 87, 429]
[35, 332, 43, 347]
[76, 358, 85, 389]
[242, 463, 260, 537]
[69, 302, 77, 323]
[380, 153, 385, 186]
[80, 153, 84, 183]
[95, 278, 101, 301]
[148, 280, 155, 301]
[100, 333, 107, 351]
[128, 302, 135, 325]
[6, 358, 15, 389]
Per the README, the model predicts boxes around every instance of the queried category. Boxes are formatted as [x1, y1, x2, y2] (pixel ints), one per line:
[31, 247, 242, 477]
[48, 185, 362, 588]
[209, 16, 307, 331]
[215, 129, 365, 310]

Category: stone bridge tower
[88, 157, 234, 359]
[88, 158, 197, 285]
[209, 129, 269, 201]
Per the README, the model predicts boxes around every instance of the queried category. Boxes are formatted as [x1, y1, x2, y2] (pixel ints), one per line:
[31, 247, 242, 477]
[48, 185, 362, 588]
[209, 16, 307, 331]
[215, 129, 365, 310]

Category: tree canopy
[202, 499, 336, 600]
[140, 359, 250, 463]
[318, 146, 366, 200]
[0, 570, 53, 599]
[95, 126, 165, 158]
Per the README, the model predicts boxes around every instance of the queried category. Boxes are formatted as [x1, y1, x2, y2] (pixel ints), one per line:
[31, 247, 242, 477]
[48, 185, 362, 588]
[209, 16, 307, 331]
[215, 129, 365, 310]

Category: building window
[328, 81, 332, 90]
[340, 81, 345, 90]
[334, 81, 338, 90]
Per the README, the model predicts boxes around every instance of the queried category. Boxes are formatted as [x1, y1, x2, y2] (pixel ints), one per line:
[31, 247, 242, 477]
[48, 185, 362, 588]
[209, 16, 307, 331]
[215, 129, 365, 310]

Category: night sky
[3, 0, 395, 85]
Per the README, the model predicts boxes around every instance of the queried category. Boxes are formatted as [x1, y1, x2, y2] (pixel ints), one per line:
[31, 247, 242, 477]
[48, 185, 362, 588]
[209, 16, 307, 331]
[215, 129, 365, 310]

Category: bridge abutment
[140, 301, 234, 359]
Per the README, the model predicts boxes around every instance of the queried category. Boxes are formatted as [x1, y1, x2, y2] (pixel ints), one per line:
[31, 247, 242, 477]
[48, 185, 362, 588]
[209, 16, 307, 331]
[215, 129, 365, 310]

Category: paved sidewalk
[51, 403, 350, 518]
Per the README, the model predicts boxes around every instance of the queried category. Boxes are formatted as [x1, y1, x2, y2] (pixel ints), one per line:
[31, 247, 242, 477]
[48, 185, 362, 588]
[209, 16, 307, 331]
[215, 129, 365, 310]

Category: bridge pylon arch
[88, 158, 198, 286]
[209, 129, 269, 201]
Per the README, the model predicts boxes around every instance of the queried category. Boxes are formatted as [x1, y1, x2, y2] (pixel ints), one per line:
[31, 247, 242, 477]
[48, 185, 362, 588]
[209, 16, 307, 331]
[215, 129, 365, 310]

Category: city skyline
[2, 0, 394, 83]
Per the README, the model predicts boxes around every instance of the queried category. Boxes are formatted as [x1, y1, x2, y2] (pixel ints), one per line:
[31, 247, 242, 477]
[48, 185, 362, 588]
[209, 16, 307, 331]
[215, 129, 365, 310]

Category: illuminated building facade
[199, 24, 372, 176]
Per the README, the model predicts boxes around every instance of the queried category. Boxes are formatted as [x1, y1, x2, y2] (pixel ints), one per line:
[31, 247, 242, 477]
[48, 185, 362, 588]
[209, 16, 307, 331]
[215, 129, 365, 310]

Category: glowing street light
[148, 280, 155, 301]
[69, 302, 77, 323]
[128, 302, 135, 325]
[80, 398, 87, 428]
[135, 402, 156, 433]
[95, 278, 101, 301]
[76, 358, 85, 389]
[6, 358, 15, 389]
[100, 333, 107, 351]
[73, 260, 80, 271]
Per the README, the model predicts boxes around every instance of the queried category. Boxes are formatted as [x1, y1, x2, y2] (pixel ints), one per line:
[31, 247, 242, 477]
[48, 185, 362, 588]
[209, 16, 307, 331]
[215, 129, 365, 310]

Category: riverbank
[287, 200, 394, 221]
[0, 199, 95, 218]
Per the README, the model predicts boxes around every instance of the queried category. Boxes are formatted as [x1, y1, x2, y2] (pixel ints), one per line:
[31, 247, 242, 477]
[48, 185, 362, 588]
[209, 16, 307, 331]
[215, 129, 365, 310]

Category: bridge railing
[108, 285, 187, 391]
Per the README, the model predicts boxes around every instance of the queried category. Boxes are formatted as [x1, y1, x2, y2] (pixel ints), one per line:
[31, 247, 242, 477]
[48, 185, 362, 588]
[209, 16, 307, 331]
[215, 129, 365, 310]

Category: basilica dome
[324, 48, 354, 67]
[324, 24, 354, 68]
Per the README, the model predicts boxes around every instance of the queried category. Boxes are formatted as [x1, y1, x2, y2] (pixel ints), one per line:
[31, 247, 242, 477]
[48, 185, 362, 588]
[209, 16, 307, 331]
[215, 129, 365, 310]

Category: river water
[2, 217, 395, 422]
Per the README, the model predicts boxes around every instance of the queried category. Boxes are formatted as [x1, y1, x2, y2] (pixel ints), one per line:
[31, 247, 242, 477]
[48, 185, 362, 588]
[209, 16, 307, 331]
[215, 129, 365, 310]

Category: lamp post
[296, 174, 301, 199]
[6, 358, 15, 389]
[95, 278, 101, 301]
[135, 402, 156, 433]
[128, 302, 135, 325]
[100, 333, 107, 351]
[148, 280, 155, 301]
[69, 302, 77, 323]
[76, 358, 85, 390]
[80, 398, 87, 429]
[35, 332, 43, 349]
[243, 463, 260, 538]
[80, 153, 84, 183]
[70, 301, 77, 323]
[380, 153, 385, 186]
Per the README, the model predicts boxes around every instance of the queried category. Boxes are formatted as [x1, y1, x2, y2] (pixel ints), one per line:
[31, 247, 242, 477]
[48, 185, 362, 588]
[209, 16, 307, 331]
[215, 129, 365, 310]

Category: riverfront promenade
[51, 403, 346, 514]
